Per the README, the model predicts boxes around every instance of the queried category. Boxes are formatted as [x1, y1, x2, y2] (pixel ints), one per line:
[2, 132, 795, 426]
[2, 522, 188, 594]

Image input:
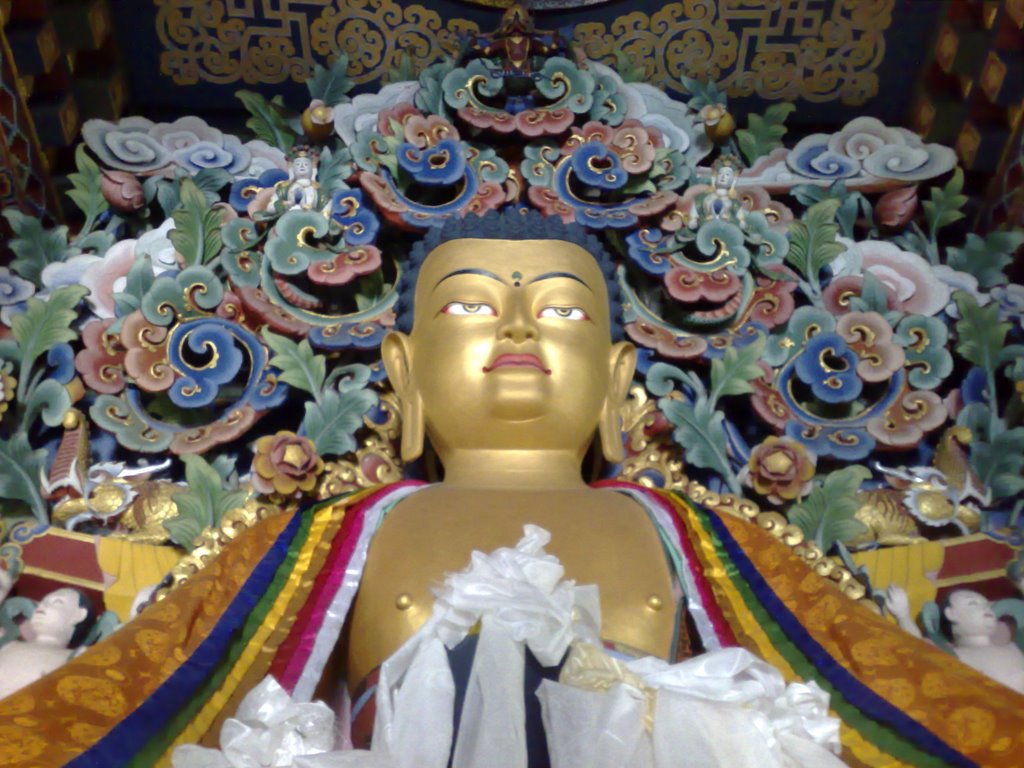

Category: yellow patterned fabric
[716, 510, 1024, 767]
[0, 511, 293, 767]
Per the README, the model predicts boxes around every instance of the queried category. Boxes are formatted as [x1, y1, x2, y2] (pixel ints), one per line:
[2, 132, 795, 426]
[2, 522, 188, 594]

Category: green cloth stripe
[688, 507, 947, 768]
[130, 509, 317, 766]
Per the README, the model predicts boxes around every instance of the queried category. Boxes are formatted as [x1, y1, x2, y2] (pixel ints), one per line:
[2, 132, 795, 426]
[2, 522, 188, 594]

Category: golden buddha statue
[1, 212, 1023, 768]
[347, 223, 675, 690]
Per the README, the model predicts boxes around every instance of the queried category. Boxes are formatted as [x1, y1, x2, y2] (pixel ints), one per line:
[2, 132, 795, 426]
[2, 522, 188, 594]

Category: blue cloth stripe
[68, 511, 305, 768]
[704, 510, 977, 768]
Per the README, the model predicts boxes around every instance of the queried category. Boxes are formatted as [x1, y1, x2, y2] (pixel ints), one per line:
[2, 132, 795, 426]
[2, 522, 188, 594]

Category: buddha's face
[292, 156, 313, 180]
[384, 238, 634, 460]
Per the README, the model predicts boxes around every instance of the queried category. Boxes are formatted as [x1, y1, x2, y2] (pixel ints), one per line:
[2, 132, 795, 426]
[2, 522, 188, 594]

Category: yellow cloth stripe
[160, 501, 338, 762]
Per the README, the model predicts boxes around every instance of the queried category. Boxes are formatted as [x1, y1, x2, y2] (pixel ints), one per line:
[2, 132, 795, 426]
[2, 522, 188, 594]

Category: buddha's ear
[382, 331, 424, 463]
[599, 341, 637, 464]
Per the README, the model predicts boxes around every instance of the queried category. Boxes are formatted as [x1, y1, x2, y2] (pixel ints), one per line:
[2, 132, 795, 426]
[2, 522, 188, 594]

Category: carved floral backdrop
[0, 6, 1022, 647]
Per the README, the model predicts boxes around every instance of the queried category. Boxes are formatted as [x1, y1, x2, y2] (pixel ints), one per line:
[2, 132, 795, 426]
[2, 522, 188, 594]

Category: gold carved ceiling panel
[154, 0, 893, 105]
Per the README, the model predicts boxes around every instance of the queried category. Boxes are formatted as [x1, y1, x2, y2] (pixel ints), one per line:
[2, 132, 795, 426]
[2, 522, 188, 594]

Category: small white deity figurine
[688, 154, 745, 229]
[0, 587, 94, 700]
[885, 585, 1024, 694]
[283, 147, 320, 211]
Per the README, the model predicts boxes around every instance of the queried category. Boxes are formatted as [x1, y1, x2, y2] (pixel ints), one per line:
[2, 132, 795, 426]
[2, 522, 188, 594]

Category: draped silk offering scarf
[0, 482, 1020, 767]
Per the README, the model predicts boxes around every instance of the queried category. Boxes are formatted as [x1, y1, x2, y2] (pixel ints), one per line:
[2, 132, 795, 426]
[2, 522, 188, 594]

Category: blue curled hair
[395, 209, 625, 341]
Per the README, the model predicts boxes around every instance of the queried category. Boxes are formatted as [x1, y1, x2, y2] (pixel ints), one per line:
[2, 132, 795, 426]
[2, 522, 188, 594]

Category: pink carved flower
[376, 104, 421, 137]
[750, 363, 792, 430]
[515, 108, 575, 137]
[831, 240, 949, 316]
[251, 431, 324, 496]
[876, 185, 918, 228]
[836, 311, 906, 382]
[120, 312, 174, 392]
[746, 275, 797, 329]
[458, 106, 518, 134]
[403, 113, 459, 148]
[100, 170, 144, 213]
[625, 321, 708, 360]
[465, 181, 508, 216]
[307, 246, 382, 286]
[75, 319, 126, 394]
[664, 267, 741, 304]
[527, 186, 575, 224]
[868, 389, 947, 448]
[565, 120, 659, 174]
[745, 436, 816, 504]
[823, 275, 899, 315]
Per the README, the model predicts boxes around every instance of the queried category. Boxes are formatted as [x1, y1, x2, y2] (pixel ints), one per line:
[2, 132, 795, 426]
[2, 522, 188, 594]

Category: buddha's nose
[498, 301, 538, 343]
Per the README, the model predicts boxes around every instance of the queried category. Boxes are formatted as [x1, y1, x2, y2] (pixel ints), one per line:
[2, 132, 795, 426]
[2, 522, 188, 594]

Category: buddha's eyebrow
[434, 268, 507, 288]
[527, 271, 593, 291]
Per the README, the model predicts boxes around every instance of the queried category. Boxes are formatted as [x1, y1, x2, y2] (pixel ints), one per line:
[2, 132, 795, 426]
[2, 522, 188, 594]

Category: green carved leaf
[785, 198, 845, 287]
[11, 285, 88, 401]
[954, 293, 1009, 374]
[710, 334, 766, 402]
[970, 428, 1024, 501]
[167, 454, 250, 548]
[235, 90, 296, 152]
[736, 103, 795, 166]
[922, 167, 967, 235]
[262, 329, 326, 396]
[0, 434, 47, 522]
[679, 76, 727, 111]
[170, 178, 223, 266]
[1, 210, 71, 285]
[947, 231, 1024, 289]
[301, 386, 377, 457]
[307, 55, 353, 105]
[192, 168, 233, 203]
[66, 144, 109, 227]
[24, 378, 70, 429]
[788, 465, 871, 553]
[113, 255, 156, 317]
[658, 394, 733, 490]
[317, 146, 353, 197]
[384, 51, 417, 85]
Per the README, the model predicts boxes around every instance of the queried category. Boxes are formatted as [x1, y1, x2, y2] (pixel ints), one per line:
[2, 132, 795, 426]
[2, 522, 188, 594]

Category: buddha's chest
[343, 487, 677, 690]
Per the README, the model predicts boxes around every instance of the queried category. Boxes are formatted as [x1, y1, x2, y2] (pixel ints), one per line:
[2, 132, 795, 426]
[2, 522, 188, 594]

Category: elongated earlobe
[382, 332, 425, 462]
[599, 342, 637, 464]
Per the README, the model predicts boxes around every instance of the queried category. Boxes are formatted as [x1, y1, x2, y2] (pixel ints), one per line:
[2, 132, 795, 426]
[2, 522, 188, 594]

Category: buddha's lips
[483, 354, 551, 374]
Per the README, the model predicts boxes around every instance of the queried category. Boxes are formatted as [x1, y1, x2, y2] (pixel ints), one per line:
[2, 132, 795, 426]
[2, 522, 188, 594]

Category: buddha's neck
[437, 449, 588, 490]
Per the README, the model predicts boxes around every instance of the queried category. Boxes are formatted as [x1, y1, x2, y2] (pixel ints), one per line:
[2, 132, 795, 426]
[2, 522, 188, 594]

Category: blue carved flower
[173, 136, 251, 176]
[397, 138, 466, 186]
[166, 321, 244, 408]
[793, 332, 863, 403]
[229, 168, 289, 212]
[330, 189, 380, 246]
[47, 344, 76, 384]
[0, 268, 35, 306]
[570, 143, 627, 190]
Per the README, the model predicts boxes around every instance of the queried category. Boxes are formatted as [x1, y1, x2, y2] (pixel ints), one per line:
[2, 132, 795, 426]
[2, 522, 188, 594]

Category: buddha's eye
[441, 301, 496, 316]
[538, 306, 589, 321]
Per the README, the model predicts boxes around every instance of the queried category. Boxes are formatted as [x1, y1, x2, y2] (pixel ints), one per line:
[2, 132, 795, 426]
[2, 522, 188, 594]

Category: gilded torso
[344, 485, 676, 689]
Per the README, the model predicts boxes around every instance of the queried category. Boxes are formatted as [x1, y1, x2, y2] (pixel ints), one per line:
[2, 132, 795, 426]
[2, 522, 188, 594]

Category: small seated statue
[885, 585, 1024, 694]
[687, 154, 745, 228]
[279, 146, 320, 211]
[0, 587, 95, 700]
